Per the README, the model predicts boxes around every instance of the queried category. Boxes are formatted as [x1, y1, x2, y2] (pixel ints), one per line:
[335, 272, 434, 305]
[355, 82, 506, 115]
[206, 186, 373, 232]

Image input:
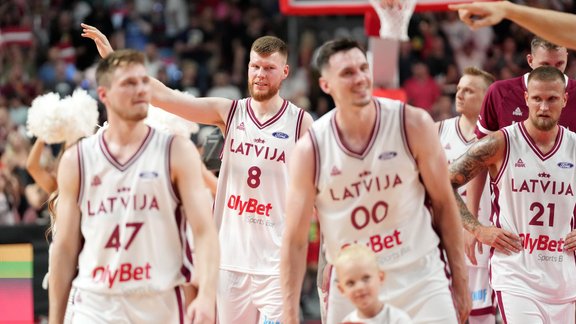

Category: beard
[531, 116, 557, 131]
[248, 82, 280, 102]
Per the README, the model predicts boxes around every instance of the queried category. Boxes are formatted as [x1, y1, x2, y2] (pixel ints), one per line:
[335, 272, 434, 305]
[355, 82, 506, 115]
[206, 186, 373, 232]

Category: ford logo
[558, 162, 574, 169]
[378, 151, 397, 160]
[273, 132, 289, 139]
[139, 171, 159, 178]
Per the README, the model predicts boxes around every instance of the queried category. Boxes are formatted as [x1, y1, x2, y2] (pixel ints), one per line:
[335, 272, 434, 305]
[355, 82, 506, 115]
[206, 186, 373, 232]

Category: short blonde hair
[334, 244, 380, 274]
[95, 49, 146, 87]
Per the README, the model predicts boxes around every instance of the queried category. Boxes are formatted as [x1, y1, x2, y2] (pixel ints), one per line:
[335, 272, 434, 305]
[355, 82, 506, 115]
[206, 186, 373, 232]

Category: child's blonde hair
[334, 243, 380, 273]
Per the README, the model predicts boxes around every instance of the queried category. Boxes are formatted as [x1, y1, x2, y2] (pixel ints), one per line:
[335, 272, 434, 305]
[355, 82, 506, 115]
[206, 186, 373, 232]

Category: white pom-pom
[145, 105, 199, 138]
[26, 90, 99, 144]
[27, 92, 69, 144]
[61, 89, 99, 144]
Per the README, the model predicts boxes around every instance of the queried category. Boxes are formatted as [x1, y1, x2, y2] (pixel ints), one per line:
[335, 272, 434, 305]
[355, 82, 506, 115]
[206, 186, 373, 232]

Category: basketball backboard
[279, 0, 490, 15]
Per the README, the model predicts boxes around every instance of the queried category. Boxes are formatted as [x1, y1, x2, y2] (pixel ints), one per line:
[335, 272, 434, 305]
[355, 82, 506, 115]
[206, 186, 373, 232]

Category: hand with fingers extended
[81, 23, 114, 58]
[563, 230, 576, 252]
[473, 225, 522, 255]
[448, 2, 507, 30]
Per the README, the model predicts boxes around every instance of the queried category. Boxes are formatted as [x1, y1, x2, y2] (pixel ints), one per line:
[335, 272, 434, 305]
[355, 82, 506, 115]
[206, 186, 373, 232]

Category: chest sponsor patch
[272, 132, 289, 139]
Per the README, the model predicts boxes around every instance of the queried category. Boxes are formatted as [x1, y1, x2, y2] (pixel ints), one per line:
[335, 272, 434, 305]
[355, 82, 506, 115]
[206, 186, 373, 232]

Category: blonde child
[335, 244, 413, 324]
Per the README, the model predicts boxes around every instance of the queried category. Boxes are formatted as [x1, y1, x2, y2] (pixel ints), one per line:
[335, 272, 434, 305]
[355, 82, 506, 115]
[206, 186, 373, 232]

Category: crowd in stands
[0, 0, 575, 225]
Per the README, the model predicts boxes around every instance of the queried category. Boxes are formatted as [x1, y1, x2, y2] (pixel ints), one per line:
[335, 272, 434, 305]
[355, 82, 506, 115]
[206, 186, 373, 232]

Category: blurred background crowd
[1, 0, 576, 319]
[0, 0, 576, 251]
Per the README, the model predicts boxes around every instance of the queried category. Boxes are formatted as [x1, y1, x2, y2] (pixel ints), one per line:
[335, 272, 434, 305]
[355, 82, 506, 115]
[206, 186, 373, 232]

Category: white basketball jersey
[311, 98, 440, 269]
[214, 98, 304, 275]
[73, 127, 192, 294]
[491, 123, 576, 303]
[439, 116, 492, 267]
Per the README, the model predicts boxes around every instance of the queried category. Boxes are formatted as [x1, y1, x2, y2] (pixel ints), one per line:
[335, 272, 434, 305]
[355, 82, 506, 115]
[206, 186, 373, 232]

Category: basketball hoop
[367, 0, 417, 41]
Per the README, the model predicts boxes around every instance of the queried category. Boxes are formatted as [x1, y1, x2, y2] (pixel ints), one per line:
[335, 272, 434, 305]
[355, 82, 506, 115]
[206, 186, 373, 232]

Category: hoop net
[368, 0, 417, 41]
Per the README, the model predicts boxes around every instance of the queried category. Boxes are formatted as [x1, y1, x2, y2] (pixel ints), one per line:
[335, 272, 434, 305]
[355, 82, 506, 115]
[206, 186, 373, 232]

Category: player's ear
[526, 54, 534, 68]
[283, 64, 289, 79]
[336, 279, 345, 294]
[378, 270, 385, 284]
[524, 90, 529, 104]
[319, 77, 330, 94]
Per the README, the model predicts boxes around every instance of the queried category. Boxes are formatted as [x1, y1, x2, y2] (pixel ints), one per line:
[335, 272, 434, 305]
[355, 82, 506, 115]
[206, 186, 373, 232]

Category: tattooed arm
[449, 132, 522, 257]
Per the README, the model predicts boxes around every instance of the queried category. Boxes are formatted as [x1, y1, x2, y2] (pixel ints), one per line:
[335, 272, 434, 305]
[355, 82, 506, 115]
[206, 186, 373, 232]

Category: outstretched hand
[448, 2, 506, 30]
[474, 225, 522, 255]
[80, 23, 114, 58]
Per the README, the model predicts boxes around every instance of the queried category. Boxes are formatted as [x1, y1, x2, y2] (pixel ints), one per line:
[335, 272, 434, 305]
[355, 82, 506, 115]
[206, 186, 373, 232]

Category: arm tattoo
[449, 134, 501, 233]
[449, 135, 500, 188]
[454, 188, 481, 232]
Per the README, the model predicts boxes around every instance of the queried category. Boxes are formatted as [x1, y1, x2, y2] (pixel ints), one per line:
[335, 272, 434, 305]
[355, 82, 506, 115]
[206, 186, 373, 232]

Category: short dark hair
[314, 38, 366, 73]
[527, 65, 565, 87]
[251, 36, 288, 58]
[531, 36, 565, 53]
[96, 49, 146, 87]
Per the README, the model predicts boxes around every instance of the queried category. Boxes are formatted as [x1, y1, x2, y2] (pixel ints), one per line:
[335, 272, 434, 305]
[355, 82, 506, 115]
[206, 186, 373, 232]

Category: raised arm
[449, 132, 522, 255]
[281, 135, 316, 324]
[81, 23, 231, 128]
[26, 139, 57, 194]
[450, 1, 576, 50]
[48, 146, 82, 324]
[170, 136, 219, 323]
[404, 105, 470, 323]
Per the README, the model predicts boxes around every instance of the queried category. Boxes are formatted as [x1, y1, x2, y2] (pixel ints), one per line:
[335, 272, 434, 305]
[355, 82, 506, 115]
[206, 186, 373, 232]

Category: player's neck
[522, 120, 560, 154]
[250, 95, 284, 120]
[458, 114, 478, 141]
[102, 121, 150, 163]
[358, 300, 384, 319]
[334, 101, 377, 148]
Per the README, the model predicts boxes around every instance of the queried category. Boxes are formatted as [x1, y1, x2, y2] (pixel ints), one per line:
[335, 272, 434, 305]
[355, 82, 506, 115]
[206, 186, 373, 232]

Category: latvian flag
[0, 26, 33, 48]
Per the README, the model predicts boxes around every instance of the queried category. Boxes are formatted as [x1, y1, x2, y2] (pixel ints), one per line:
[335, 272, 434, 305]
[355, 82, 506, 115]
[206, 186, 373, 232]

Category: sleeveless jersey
[491, 123, 576, 303]
[73, 127, 191, 294]
[310, 97, 440, 269]
[214, 98, 304, 275]
[439, 116, 492, 267]
[476, 73, 576, 139]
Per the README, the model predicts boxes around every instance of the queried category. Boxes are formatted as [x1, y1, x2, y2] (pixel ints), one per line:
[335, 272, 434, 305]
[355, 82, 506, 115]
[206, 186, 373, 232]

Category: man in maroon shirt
[476, 36, 576, 138]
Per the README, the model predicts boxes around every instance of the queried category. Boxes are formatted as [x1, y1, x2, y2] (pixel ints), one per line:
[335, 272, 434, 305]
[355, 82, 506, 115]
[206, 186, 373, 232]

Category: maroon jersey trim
[455, 116, 476, 145]
[399, 102, 416, 166]
[329, 98, 381, 159]
[166, 135, 179, 204]
[309, 131, 320, 189]
[223, 100, 238, 138]
[247, 98, 288, 129]
[493, 129, 510, 185]
[98, 126, 154, 172]
[519, 123, 563, 161]
[295, 109, 304, 142]
[77, 143, 85, 206]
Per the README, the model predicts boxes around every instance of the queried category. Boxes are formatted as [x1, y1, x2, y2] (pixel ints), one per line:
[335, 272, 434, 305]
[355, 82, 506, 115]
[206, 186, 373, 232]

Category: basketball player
[437, 67, 497, 324]
[48, 50, 219, 324]
[450, 65, 576, 323]
[81, 24, 314, 323]
[462, 37, 576, 261]
[281, 38, 470, 324]
[450, 1, 576, 51]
